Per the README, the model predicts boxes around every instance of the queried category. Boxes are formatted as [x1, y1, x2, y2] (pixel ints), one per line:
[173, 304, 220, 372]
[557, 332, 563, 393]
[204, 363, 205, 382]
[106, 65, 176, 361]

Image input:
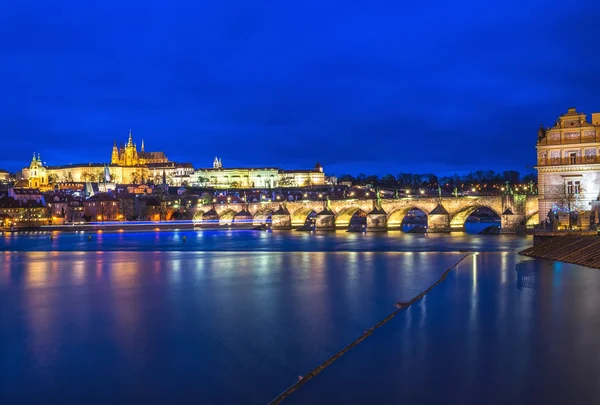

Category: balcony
[538, 156, 600, 166]
[538, 134, 598, 145]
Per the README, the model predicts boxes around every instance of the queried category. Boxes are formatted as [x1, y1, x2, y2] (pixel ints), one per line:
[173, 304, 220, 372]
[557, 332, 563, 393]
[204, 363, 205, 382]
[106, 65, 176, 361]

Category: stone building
[84, 193, 121, 221]
[191, 158, 325, 188]
[536, 107, 600, 227]
[111, 130, 169, 166]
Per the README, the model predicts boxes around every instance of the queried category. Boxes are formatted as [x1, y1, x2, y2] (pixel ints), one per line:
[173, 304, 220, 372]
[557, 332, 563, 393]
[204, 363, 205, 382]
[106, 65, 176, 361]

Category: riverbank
[520, 234, 600, 269]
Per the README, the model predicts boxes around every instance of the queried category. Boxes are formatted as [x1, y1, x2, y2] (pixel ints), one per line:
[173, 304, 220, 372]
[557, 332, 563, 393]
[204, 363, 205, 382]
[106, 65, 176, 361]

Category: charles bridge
[191, 195, 538, 233]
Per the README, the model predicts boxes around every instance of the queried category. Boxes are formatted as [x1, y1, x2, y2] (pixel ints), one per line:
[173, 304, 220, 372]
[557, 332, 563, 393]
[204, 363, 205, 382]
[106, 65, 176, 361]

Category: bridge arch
[192, 210, 205, 221]
[335, 207, 367, 229]
[218, 209, 237, 226]
[526, 212, 539, 226]
[387, 206, 430, 230]
[291, 207, 317, 228]
[449, 204, 501, 230]
[253, 208, 274, 225]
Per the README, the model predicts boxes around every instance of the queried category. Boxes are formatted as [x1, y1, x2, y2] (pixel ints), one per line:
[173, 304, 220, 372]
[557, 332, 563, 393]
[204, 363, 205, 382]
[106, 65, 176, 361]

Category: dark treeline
[337, 170, 537, 189]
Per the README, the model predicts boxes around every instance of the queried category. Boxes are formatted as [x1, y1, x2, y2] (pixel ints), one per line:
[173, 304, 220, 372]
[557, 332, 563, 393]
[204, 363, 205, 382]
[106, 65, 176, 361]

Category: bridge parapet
[191, 195, 538, 232]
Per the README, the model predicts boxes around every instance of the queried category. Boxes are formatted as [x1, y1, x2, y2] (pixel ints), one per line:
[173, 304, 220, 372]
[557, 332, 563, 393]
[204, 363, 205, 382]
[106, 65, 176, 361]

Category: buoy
[183, 235, 187, 242]
[88, 235, 92, 241]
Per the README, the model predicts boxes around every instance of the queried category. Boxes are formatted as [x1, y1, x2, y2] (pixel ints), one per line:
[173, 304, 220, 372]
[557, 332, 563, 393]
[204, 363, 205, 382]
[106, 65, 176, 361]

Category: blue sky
[2, 0, 600, 176]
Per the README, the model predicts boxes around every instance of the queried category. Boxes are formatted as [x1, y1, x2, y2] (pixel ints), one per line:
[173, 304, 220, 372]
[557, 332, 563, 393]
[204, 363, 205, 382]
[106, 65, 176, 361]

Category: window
[566, 180, 580, 194]
[569, 152, 577, 164]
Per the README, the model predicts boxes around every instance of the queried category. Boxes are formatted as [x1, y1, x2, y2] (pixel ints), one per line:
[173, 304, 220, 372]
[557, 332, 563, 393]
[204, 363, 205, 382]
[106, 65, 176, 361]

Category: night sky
[2, 0, 600, 176]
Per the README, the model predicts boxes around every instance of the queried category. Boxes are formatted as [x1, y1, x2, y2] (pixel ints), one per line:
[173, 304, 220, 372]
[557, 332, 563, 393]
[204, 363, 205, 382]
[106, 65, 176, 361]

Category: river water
[1, 230, 598, 404]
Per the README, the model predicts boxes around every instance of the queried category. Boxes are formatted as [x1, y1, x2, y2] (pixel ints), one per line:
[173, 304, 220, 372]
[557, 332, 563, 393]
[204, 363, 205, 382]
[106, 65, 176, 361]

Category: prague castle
[111, 130, 168, 166]
[22, 130, 326, 190]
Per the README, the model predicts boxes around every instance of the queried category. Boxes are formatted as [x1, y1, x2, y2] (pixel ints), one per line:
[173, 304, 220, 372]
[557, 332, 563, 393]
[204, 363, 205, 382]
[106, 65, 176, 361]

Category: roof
[147, 162, 177, 168]
[46, 163, 111, 169]
[0, 197, 20, 208]
[281, 169, 322, 174]
[273, 204, 290, 215]
[13, 180, 30, 188]
[317, 207, 334, 216]
[0, 169, 8, 173]
[202, 207, 218, 217]
[44, 193, 75, 203]
[196, 167, 280, 172]
[429, 204, 449, 215]
[11, 188, 41, 195]
[368, 206, 386, 215]
[234, 208, 252, 218]
[86, 193, 117, 202]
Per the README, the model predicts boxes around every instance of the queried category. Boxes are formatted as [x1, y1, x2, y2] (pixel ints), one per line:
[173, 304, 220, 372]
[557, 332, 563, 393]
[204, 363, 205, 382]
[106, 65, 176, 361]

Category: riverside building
[536, 107, 600, 227]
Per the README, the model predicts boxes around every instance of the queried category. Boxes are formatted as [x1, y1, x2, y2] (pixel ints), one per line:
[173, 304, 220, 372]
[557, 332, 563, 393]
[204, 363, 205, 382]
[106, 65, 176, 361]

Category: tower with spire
[110, 130, 168, 166]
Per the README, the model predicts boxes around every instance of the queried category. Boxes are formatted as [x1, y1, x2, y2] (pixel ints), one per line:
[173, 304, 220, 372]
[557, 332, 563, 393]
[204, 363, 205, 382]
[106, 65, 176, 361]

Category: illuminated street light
[420, 190, 424, 195]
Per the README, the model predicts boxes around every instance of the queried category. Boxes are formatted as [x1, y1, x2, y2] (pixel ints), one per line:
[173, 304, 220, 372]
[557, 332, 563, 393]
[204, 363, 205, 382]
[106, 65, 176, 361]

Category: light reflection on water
[1, 234, 598, 404]
[287, 254, 600, 405]
[0, 229, 530, 253]
[0, 249, 463, 404]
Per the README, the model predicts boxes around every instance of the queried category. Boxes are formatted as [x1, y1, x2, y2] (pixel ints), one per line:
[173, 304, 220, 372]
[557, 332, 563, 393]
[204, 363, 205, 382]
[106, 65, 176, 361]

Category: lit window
[566, 180, 580, 194]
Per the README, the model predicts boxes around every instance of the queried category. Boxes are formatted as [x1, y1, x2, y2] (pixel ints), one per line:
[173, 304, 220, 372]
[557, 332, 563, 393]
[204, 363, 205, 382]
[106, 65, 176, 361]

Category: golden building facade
[536, 107, 600, 226]
[111, 130, 168, 166]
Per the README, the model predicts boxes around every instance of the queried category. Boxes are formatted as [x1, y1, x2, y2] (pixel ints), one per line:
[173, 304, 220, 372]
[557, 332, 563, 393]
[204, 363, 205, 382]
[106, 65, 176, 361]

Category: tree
[48, 173, 58, 184]
[380, 174, 396, 186]
[196, 176, 210, 187]
[120, 198, 135, 221]
[278, 177, 296, 188]
[549, 182, 585, 229]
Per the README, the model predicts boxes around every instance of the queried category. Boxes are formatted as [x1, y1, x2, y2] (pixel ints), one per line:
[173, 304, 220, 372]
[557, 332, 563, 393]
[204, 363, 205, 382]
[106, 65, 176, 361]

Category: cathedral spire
[128, 129, 133, 146]
[141, 138, 145, 153]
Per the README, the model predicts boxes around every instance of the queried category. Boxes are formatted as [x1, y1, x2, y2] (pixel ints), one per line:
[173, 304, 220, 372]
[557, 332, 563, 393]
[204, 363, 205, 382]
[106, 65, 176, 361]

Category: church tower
[111, 140, 119, 164]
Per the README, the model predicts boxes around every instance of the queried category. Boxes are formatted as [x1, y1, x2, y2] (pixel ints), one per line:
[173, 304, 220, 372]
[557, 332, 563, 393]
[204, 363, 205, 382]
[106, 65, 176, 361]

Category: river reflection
[287, 254, 600, 405]
[1, 240, 598, 404]
[0, 250, 463, 404]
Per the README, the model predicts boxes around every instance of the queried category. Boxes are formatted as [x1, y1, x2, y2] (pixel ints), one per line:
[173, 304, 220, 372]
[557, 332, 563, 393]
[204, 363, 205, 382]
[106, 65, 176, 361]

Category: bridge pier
[366, 207, 387, 232]
[427, 204, 451, 233]
[500, 208, 526, 233]
[316, 208, 335, 231]
[271, 205, 292, 230]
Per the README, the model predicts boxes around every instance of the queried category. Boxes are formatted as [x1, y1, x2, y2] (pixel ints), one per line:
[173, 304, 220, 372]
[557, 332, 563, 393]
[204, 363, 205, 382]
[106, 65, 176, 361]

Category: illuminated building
[0, 169, 9, 182]
[191, 158, 325, 188]
[111, 130, 169, 165]
[536, 107, 600, 227]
